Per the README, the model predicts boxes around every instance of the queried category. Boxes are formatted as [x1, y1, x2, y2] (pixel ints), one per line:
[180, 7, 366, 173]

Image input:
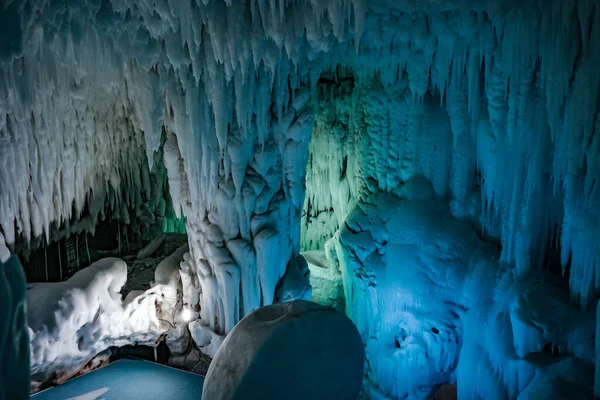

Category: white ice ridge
[27, 253, 189, 381]
[1, 0, 599, 333]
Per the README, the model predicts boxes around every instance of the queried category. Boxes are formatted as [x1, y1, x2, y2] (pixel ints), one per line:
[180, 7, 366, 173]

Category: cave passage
[1, 0, 600, 399]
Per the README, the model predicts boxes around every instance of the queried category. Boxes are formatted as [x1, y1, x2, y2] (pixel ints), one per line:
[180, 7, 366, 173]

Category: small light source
[181, 308, 194, 322]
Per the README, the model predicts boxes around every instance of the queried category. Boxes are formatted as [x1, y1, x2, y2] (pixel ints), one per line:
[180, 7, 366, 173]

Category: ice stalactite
[301, 70, 357, 251]
[1, 0, 361, 333]
[173, 83, 315, 333]
[299, 2, 600, 311]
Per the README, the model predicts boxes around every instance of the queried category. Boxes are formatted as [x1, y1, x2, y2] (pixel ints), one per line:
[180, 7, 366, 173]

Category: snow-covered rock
[202, 300, 364, 400]
[27, 253, 188, 381]
[0, 255, 30, 400]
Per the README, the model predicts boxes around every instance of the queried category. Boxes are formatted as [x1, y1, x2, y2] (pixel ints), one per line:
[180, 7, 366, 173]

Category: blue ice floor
[32, 358, 205, 399]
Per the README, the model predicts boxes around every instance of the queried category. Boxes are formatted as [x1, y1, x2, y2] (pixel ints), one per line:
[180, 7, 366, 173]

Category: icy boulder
[202, 300, 364, 400]
[0, 255, 30, 400]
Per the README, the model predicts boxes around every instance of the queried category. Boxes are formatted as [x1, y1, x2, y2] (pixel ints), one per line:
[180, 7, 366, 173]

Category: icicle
[58, 241, 63, 281]
[352, 0, 365, 52]
[85, 234, 91, 264]
[76, 235, 80, 271]
[44, 245, 49, 282]
[118, 220, 121, 257]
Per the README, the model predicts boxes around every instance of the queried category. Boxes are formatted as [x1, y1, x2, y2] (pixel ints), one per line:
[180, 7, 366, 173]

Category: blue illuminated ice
[333, 179, 594, 398]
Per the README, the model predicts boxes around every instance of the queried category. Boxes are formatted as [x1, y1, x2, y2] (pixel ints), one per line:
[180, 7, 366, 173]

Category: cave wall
[0, 0, 599, 353]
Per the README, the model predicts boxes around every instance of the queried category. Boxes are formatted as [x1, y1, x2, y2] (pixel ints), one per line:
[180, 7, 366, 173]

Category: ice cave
[1, 0, 600, 398]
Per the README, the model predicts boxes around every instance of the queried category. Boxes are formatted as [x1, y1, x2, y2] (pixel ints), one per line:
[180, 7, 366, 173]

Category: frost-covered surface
[0, 254, 30, 400]
[303, 57, 600, 308]
[202, 300, 364, 400]
[27, 253, 189, 381]
[334, 184, 594, 399]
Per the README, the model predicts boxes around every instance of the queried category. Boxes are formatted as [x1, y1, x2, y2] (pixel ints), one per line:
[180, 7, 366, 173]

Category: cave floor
[32, 358, 205, 399]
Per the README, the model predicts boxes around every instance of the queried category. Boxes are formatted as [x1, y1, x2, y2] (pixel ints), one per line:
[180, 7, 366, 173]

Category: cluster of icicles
[0, 0, 598, 337]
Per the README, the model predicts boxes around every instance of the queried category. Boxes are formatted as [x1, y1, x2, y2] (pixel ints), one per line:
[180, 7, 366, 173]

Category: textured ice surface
[202, 300, 364, 400]
[2, 0, 599, 322]
[27, 253, 188, 381]
[334, 183, 594, 399]
[302, 250, 345, 312]
[188, 320, 225, 359]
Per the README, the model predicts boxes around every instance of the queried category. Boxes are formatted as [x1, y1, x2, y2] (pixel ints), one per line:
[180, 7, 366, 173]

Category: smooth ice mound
[202, 300, 364, 400]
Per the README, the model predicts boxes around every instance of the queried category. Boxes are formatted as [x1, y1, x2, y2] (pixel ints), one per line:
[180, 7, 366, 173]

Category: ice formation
[302, 250, 345, 312]
[333, 182, 595, 398]
[27, 254, 189, 382]
[202, 300, 364, 400]
[1, 0, 600, 397]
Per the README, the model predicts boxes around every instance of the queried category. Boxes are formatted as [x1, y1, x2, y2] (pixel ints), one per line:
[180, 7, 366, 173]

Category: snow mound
[202, 300, 364, 400]
[0, 255, 30, 400]
[27, 255, 186, 381]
